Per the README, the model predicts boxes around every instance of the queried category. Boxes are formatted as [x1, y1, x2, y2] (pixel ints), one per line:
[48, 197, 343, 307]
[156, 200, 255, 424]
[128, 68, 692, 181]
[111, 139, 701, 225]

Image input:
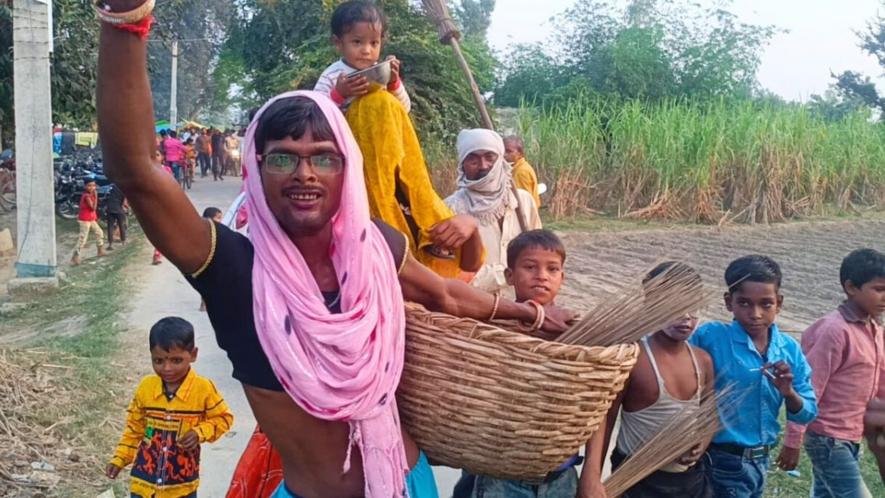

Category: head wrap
[243, 90, 408, 497]
[445, 128, 512, 224]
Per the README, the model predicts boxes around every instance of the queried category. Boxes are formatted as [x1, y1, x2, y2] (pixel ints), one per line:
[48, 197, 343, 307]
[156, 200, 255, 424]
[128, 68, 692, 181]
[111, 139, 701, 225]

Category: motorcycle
[54, 161, 112, 220]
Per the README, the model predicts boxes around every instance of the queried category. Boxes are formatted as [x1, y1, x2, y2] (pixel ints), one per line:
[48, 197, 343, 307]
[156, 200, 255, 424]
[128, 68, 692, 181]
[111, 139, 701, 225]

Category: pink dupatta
[242, 90, 409, 497]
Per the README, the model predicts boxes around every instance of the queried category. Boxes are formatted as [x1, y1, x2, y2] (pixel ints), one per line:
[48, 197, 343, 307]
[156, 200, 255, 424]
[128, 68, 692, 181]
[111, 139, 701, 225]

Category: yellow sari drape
[512, 157, 541, 208]
[346, 90, 463, 278]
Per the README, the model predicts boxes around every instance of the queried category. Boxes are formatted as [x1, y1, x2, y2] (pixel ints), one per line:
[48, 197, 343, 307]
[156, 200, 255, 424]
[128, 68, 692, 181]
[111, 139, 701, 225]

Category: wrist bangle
[529, 300, 546, 331]
[95, 0, 155, 25]
[517, 300, 545, 333]
[487, 293, 500, 322]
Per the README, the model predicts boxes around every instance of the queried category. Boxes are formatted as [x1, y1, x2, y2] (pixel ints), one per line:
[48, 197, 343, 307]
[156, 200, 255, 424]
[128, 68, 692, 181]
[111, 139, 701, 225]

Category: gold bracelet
[94, 0, 155, 25]
[487, 293, 501, 322]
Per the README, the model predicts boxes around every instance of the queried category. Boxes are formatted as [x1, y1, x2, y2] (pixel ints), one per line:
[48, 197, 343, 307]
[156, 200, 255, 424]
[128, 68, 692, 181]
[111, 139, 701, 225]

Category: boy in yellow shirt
[504, 135, 541, 209]
[106, 317, 233, 498]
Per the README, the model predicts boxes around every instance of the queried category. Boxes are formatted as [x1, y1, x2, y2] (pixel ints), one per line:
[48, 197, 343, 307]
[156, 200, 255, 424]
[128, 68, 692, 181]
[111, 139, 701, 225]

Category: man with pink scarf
[96, 5, 573, 498]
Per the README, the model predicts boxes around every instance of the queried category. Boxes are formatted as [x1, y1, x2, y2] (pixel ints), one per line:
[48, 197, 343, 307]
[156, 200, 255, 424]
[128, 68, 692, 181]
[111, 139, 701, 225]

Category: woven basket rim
[405, 302, 635, 362]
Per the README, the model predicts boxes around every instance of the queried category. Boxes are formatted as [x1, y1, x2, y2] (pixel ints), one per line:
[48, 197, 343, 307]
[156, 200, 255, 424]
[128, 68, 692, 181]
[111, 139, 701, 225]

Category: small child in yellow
[316, 0, 484, 279]
[504, 135, 542, 209]
[106, 317, 233, 498]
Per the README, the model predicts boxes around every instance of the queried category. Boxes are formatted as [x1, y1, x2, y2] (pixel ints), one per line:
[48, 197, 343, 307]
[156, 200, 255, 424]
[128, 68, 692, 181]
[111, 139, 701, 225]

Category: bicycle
[180, 161, 194, 190]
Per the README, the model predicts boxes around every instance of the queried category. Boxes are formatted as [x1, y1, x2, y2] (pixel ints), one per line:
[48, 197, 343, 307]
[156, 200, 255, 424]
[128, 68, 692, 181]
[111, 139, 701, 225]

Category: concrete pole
[10, 0, 58, 289]
[170, 40, 179, 127]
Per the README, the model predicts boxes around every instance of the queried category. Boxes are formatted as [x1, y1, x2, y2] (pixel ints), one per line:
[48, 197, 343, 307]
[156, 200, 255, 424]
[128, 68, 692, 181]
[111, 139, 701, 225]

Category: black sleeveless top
[185, 221, 407, 392]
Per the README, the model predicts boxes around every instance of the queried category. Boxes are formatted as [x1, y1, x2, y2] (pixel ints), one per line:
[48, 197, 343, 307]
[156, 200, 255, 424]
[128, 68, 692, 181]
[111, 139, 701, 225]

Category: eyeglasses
[259, 153, 344, 175]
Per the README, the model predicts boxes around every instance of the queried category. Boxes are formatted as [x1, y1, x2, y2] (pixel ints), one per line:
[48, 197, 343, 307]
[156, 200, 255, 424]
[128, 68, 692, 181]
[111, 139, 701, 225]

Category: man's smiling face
[259, 129, 345, 239]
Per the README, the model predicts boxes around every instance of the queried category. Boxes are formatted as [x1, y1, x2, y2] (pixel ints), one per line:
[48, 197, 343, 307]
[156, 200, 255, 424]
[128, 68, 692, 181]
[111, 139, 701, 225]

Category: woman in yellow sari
[347, 89, 483, 278]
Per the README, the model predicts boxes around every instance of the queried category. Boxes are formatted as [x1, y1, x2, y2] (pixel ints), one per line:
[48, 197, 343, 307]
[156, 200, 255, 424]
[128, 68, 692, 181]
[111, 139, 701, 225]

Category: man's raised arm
[97, 5, 209, 272]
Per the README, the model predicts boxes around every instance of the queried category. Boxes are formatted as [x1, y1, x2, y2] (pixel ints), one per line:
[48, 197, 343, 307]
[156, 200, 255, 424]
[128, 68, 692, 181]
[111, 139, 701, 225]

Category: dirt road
[119, 177, 255, 496]
[118, 175, 884, 496]
[555, 218, 885, 332]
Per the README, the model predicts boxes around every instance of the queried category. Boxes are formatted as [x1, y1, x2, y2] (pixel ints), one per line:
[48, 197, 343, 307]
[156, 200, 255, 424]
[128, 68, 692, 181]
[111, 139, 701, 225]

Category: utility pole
[9, 0, 58, 291]
[169, 39, 179, 127]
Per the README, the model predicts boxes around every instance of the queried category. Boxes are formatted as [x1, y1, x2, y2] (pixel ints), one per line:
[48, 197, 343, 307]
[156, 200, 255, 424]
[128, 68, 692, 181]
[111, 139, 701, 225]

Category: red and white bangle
[94, 0, 155, 25]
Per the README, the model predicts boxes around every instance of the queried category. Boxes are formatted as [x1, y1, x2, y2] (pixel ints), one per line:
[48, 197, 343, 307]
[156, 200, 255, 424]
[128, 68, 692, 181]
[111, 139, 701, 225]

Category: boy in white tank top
[581, 262, 716, 498]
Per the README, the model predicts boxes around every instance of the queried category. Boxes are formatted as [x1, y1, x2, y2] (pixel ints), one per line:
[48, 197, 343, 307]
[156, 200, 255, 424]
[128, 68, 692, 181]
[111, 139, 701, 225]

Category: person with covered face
[445, 129, 542, 294]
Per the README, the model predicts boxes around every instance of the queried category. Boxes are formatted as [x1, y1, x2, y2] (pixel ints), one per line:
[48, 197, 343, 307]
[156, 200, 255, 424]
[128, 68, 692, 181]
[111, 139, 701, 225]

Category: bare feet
[71, 254, 81, 265]
[97, 247, 107, 257]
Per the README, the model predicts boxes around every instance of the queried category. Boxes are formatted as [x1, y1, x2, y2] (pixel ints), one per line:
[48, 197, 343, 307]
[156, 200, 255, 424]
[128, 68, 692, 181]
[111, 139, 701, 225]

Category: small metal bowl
[349, 59, 392, 87]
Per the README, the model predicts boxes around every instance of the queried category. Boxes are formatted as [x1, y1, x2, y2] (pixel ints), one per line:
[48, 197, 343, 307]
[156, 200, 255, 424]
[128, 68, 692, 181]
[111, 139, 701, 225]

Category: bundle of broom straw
[603, 385, 737, 497]
[558, 261, 711, 347]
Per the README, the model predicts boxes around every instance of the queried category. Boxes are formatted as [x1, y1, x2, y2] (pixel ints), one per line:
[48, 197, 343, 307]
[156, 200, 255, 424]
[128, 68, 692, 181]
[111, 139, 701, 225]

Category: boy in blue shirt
[690, 255, 817, 498]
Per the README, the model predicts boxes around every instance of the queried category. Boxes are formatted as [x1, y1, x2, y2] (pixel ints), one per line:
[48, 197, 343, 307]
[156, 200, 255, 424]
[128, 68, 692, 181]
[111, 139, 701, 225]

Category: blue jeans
[270, 451, 438, 498]
[805, 432, 872, 498]
[707, 447, 768, 498]
[169, 162, 181, 182]
[467, 467, 578, 498]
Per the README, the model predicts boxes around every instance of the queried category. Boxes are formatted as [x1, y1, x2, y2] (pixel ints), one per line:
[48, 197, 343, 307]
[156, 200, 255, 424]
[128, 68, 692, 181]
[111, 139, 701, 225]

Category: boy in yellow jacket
[106, 317, 233, 497]
[504, 135, 541, 209]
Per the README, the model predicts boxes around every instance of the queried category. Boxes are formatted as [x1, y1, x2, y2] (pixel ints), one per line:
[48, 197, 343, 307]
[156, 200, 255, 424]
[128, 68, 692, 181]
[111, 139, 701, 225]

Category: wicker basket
[397, 303, 639, 481]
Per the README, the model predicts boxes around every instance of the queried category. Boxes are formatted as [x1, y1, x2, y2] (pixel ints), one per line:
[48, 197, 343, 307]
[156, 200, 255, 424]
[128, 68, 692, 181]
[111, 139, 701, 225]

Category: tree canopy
[219, 0, 497, 138]
[494, 0, 777, 107]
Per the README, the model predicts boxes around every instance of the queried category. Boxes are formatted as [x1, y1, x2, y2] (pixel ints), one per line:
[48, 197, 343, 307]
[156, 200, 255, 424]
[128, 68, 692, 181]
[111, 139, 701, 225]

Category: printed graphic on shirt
[132, 413, 201, 486]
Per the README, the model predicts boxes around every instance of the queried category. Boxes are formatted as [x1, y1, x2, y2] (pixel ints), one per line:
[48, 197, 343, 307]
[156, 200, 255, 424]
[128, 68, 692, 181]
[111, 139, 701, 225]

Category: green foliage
[51, 0, 99, 128]
[455, 0, 495, 38]
[494, 44, 569, 107]
[833, 70, 885, 115]
[0, 0, 99, 137]
[495, 0, 776, 106]
[808, 89, 872, 122]
[831, 7, 885, 117]
[149, 0, 231, 123]
[516, 95, 885, 222]
[223, 0, 497, 140]
[0, 1, 11, 147]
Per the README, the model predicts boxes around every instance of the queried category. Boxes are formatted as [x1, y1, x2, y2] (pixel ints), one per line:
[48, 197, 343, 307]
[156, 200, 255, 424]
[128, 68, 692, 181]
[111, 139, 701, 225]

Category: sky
[486, 0, 885, 101]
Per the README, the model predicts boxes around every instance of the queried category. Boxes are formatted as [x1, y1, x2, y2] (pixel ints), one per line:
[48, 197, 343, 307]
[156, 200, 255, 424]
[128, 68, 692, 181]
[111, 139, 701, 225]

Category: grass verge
[765, 414, 884, 497]
[0, 225, 143, 497]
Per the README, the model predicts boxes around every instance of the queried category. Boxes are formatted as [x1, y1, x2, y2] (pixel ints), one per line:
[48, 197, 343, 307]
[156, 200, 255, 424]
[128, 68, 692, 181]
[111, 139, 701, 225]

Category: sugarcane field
[2, 1, 885, 497]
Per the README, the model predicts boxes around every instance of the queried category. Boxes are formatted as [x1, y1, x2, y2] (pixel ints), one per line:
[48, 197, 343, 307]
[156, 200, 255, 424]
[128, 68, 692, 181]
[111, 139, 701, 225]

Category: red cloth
[78, 192, 98, 222]
[112, 15, 154, 41]
[225, 426, 283, 498]
[163, 137, 186, 163]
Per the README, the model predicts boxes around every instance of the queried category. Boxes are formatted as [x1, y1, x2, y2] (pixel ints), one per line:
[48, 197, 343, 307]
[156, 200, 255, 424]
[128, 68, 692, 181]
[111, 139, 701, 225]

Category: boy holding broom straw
[581, 261, 716, 498]
[690, 255, 817, 498]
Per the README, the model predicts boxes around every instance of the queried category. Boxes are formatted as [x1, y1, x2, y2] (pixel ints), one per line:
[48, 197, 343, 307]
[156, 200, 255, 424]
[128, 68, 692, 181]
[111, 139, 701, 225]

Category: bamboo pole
[421, 0, 528, 232]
